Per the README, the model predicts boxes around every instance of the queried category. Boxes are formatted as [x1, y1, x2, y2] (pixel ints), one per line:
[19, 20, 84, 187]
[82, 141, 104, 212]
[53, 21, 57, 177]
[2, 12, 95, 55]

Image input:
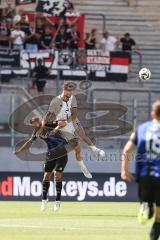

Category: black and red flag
[36, 0, 68, 16]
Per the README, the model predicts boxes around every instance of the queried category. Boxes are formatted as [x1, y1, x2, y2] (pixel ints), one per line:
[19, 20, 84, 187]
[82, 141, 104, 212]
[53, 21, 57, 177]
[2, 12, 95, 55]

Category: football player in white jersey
[42, 82, 106, 179]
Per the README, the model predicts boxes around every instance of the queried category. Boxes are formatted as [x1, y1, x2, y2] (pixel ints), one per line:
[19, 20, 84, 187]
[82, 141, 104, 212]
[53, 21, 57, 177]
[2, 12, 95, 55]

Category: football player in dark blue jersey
[121, 100, 160, 240]
[14, 117, 77, 212]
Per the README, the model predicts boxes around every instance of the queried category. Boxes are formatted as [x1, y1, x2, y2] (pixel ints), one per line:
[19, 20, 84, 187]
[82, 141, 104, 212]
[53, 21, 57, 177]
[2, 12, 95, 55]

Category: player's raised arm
[121, 132, 136, 182]
[14, 138, 34, 156]
[14, 119, 39, 156]
[42, 97, 61, 127]
[42, 111, 52, 127]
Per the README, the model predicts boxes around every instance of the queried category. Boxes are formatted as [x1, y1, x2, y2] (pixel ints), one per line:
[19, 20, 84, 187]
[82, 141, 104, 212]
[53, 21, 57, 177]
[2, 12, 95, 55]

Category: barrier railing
[90, 87, 160, 127]
[84, 13, 106, 33]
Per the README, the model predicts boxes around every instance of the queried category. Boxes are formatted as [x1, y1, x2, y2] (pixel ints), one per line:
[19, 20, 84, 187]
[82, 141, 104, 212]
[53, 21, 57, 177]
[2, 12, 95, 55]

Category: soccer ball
[139, 68, 151, 81]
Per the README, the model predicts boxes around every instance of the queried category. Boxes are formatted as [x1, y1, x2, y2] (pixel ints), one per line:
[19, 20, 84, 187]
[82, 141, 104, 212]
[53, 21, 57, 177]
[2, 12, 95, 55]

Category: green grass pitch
[0, 202, 152, 240]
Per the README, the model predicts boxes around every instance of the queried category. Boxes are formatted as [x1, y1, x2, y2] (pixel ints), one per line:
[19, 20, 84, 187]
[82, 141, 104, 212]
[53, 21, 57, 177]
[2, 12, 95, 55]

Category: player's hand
[41, 119, 46, 127]
[58, 120, 66, 128]
[49, 129, 57, 135]
[121, 170, 134, 182]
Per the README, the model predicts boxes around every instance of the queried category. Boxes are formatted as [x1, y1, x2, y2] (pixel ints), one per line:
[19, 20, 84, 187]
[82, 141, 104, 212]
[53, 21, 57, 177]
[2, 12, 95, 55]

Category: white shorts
[60, 122, 76, 141]
[60, 122, 75, 134]
[73, 118, 83, 130]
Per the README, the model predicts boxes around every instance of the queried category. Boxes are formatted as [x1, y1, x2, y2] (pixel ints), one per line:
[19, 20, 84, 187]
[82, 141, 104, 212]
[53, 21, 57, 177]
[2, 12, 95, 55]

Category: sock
[149, 202, 154, 219]
[42, 181, 50, 200]
[76, 159, 86, 168]
[150, 219, 160, 240]
[90, 145, 97, 150]
[56, 181, 62, 201]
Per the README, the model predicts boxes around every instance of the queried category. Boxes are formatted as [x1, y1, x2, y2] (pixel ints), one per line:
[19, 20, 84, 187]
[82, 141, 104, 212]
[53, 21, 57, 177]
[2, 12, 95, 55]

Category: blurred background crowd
[0, 1, 138, 53]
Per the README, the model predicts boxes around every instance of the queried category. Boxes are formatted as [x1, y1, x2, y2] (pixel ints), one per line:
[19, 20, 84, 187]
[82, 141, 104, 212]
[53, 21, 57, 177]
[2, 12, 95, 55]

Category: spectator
[66, 15, 79, 29]
[0, 20, 11, 48]
[13, 9, 28, 24]
[120, 32, 138, 51]
[59, 0, 74, 18]
[20, 16, 30, 35]
[120, 33, 139, 64]
[67, 24, 80, 50]
[100, 31, 118, 53]
[7, 20, 13, 34]
[66, 0, 74, 12]
[11, 23, 25, 50]
[25, 21, 39, 51]
[55, 17, 69, 33]
[40, 26, 53, 49]
[55, 26, 67, 50]
[44, 17, 56, 36]
[1, 4, 15, 21]
[32, 58, 50, 95]
[84, 29, 97, 50]
[35, 18, 45, 48]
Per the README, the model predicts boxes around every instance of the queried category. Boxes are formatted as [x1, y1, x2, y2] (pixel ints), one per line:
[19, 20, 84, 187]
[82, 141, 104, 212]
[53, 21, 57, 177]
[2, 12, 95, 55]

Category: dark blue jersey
[30, 124, 67, 159]
[133, 121, 160, 180]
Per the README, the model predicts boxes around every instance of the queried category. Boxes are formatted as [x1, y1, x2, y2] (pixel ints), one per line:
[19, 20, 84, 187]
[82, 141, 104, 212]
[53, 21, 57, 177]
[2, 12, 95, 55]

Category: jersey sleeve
[48, 97, 62, 114]
[110, 36, 117, 44]
[131, 38, 136, 46]
[46, 121, 57, 129]
[71, 95, 77, 108]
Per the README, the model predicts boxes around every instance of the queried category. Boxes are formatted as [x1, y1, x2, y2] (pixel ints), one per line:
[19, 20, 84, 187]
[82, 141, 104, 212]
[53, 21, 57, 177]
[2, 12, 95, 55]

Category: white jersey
[56, 95, 73, 121]
[48, 95, 82, 140]
[56, 96, 76, 137]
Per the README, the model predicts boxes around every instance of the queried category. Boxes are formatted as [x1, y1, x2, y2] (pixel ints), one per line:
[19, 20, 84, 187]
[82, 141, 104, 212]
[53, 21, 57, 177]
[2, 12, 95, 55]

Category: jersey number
[146, 131, 160, 154]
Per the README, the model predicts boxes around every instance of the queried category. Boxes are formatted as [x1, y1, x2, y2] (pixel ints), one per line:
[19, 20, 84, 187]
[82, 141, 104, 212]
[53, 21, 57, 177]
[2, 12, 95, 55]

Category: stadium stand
[74, 0, 160, 87]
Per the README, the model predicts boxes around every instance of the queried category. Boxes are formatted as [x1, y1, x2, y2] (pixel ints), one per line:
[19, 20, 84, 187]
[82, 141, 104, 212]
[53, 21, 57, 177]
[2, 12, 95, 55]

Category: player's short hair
[152, 100, 160, 117]
[63, 82, 75, 91]
[30, 117, 40, 124]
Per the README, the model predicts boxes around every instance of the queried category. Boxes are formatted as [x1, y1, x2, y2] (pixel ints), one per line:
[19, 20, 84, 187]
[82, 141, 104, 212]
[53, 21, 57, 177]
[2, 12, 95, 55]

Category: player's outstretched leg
[74, 144, 92, 179]
[54, 171, 63, 212]
[150, 207, 160, 240]
[75, 128, 106, 158]
[41, 172, 51, 211]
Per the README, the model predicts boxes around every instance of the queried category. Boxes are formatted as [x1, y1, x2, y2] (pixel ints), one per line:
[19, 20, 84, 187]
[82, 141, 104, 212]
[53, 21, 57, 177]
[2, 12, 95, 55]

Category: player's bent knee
[69, 139, 79, 149]
[54, 171, 62, 182]
[43, 172, 52, 181]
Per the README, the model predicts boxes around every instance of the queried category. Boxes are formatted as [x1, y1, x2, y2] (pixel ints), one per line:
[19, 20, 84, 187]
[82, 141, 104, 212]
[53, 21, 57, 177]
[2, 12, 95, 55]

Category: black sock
[42, 181, 50, 200]
[150, 220, 160, 240]
[56, 181, 62, 201]
[149, 202, 154, 219]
